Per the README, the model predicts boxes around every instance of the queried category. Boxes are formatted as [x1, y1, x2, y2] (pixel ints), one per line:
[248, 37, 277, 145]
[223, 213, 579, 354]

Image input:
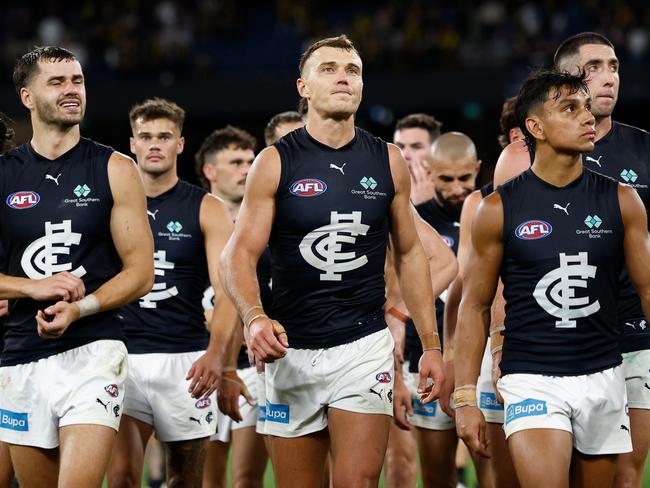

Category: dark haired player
[0, 46, 153, 487]
[264, 111, 304, 147]
[456, 70, 650, 487]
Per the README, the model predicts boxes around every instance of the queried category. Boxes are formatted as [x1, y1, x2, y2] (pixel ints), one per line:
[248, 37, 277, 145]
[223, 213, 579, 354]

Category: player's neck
[142, 170, 179, 198]
[531, 146, 583, 187]
[305, 112, 355, 149]
[210, 188, 240, 220]
[594, 115, 612, 142]
[30, 119, 80, 160]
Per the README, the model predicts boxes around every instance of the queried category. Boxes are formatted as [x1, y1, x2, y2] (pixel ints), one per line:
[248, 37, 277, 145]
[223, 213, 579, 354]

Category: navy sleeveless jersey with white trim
[0, 138, 123, 366]
[498, 169, 623, 375]
[406, 197, 460, 372]
[271, 127, 394, 348]
[583, 121, 650, 353]
[121, 180, 208, 353]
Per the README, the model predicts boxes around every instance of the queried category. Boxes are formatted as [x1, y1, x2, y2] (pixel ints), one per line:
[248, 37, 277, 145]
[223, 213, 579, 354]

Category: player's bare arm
[386, 143, 444, 403]
[185, 194, 238, 399]
[454, 192, 504, 458]
[493, 140, 531, 186]
[440, 189, 483, 416]
[37, 152, 154, 337]
[221, 146, 288, 363]
[619, 184, 650, 318]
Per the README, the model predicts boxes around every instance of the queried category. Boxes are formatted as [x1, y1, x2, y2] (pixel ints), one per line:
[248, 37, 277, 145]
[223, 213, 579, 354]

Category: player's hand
[248, 317, 288, 364]
[439, 358, 455, 417]
[23, 272, 85, 302]
[385, 312, 406, 364]
[456, 405, 490, 458]
[408, 159, 435, 206]
[0, 300, 8, 317]
[35, 301, 80, 338]
[186, 349, 222, 399]
[218, 370, 255, 422]
[417, 349, 444, 403]
[492, 349, 504, 404]
[393, 372, 413, 431]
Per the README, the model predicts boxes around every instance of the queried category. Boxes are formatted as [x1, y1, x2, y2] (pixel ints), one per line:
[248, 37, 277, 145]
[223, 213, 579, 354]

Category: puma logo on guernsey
[147, 209, 159, 221]
[553, 202, 570, 215]
[45, 173, 62, 186]
[329, 163, 346, 175]
[586, 155, 603, 167]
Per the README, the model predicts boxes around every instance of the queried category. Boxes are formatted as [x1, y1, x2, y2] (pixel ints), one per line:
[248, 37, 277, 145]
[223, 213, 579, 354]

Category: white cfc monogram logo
[21, 220, 86, 279]
[300, 211, 369, 281]
[139, 250, 178, 308]
[533, 252, 600, 328]
[202, 287, 215, 311]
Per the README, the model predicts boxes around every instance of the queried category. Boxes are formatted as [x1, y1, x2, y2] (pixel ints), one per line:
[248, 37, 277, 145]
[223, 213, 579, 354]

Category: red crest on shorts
[376, 371, 392, 383]
[195, 398, 212, 409]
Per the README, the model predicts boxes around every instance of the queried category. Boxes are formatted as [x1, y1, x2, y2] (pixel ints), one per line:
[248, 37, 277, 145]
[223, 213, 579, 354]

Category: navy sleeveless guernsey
[271, 127, 394, 349]
[498, 169, 623, 376]
[121, 180, 209, 353]
[583, 121, 650, 353]
[406, 197, 460, 372]
[0, 138, 123, 366]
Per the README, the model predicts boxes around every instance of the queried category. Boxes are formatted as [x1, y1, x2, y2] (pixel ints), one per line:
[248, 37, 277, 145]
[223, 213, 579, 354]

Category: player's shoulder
[611, 120, 650, 147]
[177, 179, 207, 198]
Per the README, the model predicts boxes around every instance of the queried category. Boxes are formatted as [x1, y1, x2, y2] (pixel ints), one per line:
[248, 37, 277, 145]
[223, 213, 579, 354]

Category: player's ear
[20, 87, 34, 111]
[202, 163, 215, 183]
[525, 115, 545, 142]
[297, 78, 310, 99]
[129, 137, 136, 156]
[177, 136, 185, 155]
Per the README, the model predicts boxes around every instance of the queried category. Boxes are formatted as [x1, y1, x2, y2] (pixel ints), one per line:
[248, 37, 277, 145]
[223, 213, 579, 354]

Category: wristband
[489, 324, 505, 337]
[222, 366, 237, 372]
[245, 313, 268, 329]
[453, 384, 478, 408]
[242, 305, 264, 326]
[76, 294, 100, 319]
[491, 344, 503, 355]
[420, 331, 441, 351]
[387, 306, 409, 324]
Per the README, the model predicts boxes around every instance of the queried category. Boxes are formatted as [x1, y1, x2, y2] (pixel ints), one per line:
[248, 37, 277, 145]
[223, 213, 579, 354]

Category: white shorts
[255, 371, 266, 434]
[211, 366, 259, 443]
[403, 362, 453, 430]
[622, 349, 650, 409]
[123, 351, 216, 442]
[498, 366, 632, 455]
[264, 328, 394, 438]
[0, 340, 127, 449]
[477, 339, 505, 424]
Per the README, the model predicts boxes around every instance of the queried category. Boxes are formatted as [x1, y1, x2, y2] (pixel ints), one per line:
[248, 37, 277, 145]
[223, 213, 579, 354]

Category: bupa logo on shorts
[515, 220, 553, 240]
[505, 398, 547, 425]
[376, 371, 392, 383]
[480, 392, 504, 411]
[290, 179, 327, 197]
[6, 191, 40, 210]
[412, 398, 436, 417]
[266, 401, 290, 424]
[195, 398, 212, 409]
[257, 404, 267, 422]
[0, 409, 28, 432]
[104, 384, 119, 398]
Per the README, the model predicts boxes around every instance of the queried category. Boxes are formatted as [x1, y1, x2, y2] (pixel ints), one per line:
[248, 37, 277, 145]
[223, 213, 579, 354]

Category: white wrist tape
[77, 294, 100, 319]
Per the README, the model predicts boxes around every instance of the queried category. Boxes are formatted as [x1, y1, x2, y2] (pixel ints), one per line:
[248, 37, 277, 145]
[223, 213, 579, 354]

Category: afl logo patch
[290, 179, 327, 197]
[515, 220, 553, 240]
[376, 371, 392, 383]
[195, 398, 212, 409]
[6, 191, 40, 209]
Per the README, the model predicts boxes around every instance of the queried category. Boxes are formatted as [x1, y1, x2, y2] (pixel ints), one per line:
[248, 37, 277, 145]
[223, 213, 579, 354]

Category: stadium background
[1, 0, 649, 486]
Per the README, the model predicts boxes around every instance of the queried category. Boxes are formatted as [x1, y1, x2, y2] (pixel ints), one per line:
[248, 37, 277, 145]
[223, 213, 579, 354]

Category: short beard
[34, 97, 84, 129]
[436, 189, 463, 220]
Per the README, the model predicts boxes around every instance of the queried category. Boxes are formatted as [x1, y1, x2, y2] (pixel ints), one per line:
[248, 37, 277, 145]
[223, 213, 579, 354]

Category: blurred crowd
[1, 0, 649, 82]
